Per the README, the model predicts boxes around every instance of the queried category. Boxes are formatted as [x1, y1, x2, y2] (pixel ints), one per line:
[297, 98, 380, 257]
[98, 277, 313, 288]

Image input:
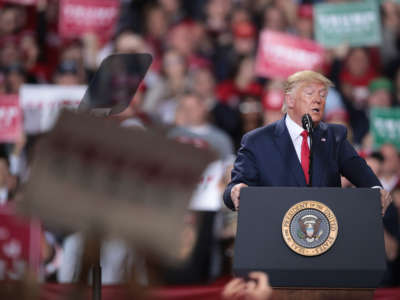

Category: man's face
[287, 81, 328, 126]
[177, 96, 207, 127]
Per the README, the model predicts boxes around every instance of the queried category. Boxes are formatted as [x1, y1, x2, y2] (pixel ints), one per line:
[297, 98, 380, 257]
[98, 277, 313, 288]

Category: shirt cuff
[371, 186, 382, 190]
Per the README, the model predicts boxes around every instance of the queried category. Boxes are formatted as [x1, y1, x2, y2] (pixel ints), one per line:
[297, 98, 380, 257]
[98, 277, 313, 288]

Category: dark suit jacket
[223, 116, 381, 210]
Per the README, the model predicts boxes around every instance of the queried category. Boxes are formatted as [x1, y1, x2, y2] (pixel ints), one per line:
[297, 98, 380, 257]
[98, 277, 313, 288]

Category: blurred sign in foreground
[370, 108, 400, 151]
[255, 30, 324, 79]
[59, 0, 120, 45]
[0, 205, 41, 281]
[21, 110, 215, 263]
[314, 1, 381, 48]
[1, 0, 36, 5]
[0, 95, 22, 143]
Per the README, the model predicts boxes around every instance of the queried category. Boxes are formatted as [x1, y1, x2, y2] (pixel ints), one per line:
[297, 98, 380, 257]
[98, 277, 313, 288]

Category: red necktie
[301, 130, 310, 185]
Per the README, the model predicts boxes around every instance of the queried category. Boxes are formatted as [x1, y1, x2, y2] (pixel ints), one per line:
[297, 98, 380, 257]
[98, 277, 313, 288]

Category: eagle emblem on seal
[297, 215, 323, 243]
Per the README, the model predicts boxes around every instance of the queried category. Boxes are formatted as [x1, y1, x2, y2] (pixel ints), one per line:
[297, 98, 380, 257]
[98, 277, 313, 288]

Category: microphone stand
[308, 132, 313, 187]
[92, 243, 102, 300]
[302, 114, 314, 187]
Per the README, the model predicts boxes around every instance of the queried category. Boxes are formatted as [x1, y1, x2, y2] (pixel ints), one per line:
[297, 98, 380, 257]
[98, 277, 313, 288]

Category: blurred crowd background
[0, 0, 400, 291]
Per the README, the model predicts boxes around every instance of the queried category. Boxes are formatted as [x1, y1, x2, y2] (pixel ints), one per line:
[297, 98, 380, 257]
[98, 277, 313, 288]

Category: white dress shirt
[285, 114, 309, 163]
[285, 114, 382, 189]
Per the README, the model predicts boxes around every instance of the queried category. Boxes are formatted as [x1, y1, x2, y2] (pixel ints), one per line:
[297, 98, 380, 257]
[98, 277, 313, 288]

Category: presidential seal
[282, 201, 338, 256]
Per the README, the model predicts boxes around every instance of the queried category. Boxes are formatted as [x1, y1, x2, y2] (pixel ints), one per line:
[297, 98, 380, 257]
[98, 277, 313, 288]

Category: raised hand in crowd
[382, 1, 400, 32]
[221, 277, 247, 300]
[222, 272, 273, 300]
[82, 33, 100, 72]
[332, 43, 350, 60]
[12, 132, 26, 157]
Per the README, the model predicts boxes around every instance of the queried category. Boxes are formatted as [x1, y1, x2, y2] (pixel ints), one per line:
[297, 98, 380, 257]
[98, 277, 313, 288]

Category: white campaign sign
[20, 84, 86, 134]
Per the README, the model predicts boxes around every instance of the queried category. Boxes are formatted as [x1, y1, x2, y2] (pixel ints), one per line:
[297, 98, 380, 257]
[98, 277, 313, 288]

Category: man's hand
[244, 272, 273, 300]
[381, 189, 392, 216]
[231, 183, 248, 211]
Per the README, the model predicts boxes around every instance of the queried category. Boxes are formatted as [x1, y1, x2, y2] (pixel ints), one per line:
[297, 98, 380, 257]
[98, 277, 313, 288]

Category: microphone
[302, 114, 314, 133]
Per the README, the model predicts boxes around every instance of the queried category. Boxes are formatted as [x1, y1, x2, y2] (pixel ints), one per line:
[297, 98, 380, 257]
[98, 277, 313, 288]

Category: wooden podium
[233, 187, 386, 299]
[272, 288, 374, 300]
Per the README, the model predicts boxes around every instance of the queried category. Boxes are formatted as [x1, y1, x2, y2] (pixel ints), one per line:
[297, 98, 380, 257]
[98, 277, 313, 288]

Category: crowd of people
[0, 0, 399, 294]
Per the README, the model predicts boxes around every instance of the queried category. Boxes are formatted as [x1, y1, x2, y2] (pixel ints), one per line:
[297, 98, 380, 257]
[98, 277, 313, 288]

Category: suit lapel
[311, 122, 328, 187]
[274, 117, 307, 186]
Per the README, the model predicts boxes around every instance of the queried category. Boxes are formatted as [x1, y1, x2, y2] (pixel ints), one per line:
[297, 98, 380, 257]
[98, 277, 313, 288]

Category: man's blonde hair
[282, 70, 334, 113]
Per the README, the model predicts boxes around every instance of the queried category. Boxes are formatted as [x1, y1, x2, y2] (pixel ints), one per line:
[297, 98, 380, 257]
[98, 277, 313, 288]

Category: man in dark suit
[223, 70, 392, 214]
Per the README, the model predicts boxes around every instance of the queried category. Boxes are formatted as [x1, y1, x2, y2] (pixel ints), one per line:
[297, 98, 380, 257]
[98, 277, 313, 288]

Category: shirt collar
[285, 113, 304, 141]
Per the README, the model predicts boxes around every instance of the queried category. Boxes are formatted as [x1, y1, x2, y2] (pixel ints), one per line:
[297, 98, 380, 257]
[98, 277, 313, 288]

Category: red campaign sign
[255, 30, 325, 79]
[0, 0, 37, 5]
[59, 0, 120, 44]
[0, 205, 41, 281]
[0, 95, 22, 143]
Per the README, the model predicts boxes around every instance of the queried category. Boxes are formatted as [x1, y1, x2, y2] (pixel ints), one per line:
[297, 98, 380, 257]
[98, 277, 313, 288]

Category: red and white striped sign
[59, 0, 120, 44]
[20, 84, 86, 134]
[255, 30, 325, 79]
[0, 205, 42, 281]
[0, 95, 22, 143]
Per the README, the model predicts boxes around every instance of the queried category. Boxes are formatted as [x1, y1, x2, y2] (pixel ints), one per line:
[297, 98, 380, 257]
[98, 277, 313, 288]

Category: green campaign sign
[314, 1, 382, 48]
[370, 108, 400, 151]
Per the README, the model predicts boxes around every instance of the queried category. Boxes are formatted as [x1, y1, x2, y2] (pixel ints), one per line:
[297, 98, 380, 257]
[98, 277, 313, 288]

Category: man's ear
[286, 93, 295, 109]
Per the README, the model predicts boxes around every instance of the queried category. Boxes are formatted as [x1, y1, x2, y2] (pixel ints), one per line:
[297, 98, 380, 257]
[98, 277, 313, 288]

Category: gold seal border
[282, 200, 338, 257]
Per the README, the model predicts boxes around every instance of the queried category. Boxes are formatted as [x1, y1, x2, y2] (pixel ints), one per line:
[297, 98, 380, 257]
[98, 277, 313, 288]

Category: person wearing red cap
[295, 4, 314, 39]
[262, 80, 285, 125]
[212, 18, 258, 81]
[232, 21, 257, 57]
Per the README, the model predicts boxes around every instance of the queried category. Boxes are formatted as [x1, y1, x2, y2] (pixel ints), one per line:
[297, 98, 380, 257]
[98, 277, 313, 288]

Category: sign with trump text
[0, 95, 22, 143]
[255, 30, 325, 80]
[370, 108, 400, 151]
[59, 0, 120, 44]
[0, 205, 41, 281]
[314, 1, 381, 48]
[20, 84, 86, 134]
